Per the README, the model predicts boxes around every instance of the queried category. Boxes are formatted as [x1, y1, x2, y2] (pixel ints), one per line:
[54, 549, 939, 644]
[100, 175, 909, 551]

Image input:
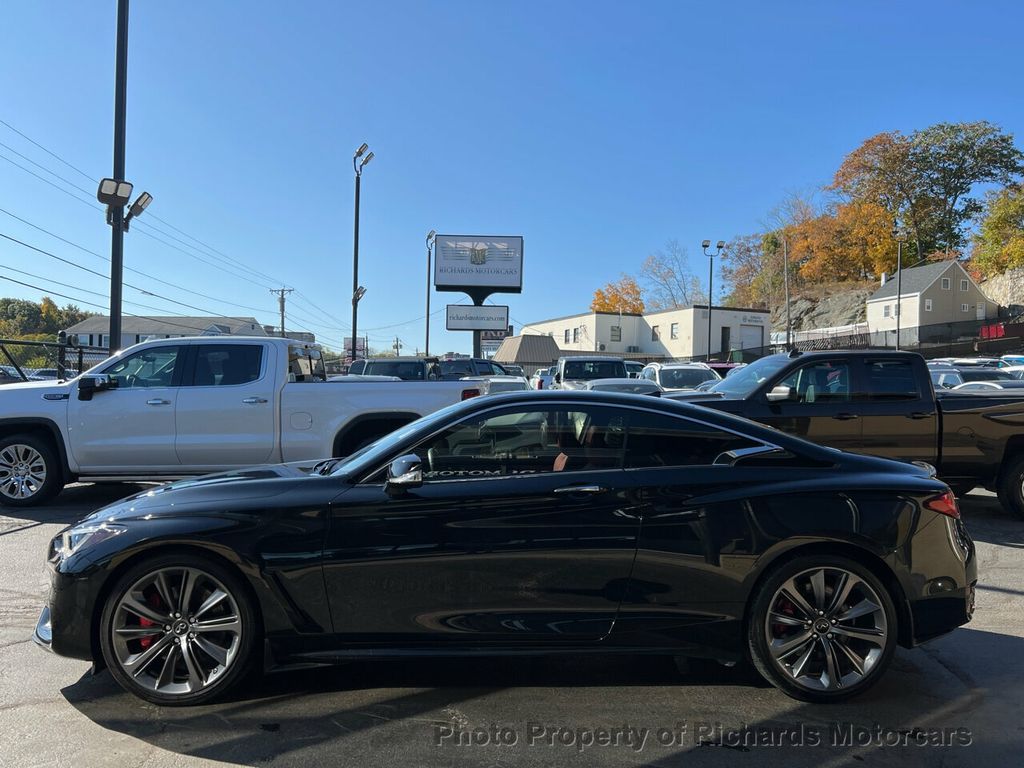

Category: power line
[0, 119, 96, 182]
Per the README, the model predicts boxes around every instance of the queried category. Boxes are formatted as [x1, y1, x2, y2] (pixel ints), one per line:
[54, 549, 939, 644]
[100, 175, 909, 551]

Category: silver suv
[640, 361, 720, 391]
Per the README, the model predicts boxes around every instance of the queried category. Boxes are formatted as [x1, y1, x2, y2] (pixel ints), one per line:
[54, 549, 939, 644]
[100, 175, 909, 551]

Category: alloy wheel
[110, 566, 243, 697]
[0, 443, 47, 500]
[764, 566, 887, 692]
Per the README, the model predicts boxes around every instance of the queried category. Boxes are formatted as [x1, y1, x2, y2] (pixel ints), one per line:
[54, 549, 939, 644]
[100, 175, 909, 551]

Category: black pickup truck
[671, 349, 1024, 518]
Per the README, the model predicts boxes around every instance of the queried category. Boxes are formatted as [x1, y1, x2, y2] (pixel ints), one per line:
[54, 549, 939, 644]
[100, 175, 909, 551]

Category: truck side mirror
[765, 384, 795, 403]
[77, 374, 116, 401]
[554, 372, 561, 383]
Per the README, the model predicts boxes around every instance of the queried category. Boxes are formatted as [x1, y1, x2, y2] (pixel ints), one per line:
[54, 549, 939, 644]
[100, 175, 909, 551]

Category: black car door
[746, 358, 865, 452]
[322, 403, 643, 645]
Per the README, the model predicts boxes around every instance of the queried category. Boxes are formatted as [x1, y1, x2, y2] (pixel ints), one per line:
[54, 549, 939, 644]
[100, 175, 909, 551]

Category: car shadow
[958, 492, 1024, 548]
[61, 627, 1024, 766]
[0, 482, 157, 526]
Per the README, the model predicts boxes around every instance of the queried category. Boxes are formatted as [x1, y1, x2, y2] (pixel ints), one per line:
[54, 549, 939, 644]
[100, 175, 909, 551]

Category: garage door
[740, 324, 764, 350]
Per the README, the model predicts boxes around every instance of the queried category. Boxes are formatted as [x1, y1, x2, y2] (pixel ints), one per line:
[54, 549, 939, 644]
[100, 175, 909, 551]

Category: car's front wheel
[99, 552, 258, 705]
[747, 555, 897, 703]
[0, 434, 62, 507]
[997, 455, 1024, 519]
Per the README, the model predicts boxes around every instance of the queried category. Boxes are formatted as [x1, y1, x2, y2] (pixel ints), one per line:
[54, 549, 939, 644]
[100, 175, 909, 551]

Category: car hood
[559, 379, 591, 390]
[0, 379, 73, 393]
[80, 462, 329, 523]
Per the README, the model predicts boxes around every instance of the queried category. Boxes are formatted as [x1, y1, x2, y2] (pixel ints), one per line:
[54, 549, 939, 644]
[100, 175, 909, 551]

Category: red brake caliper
[773, 599, 796, 636]
[138, 591, 164, 649]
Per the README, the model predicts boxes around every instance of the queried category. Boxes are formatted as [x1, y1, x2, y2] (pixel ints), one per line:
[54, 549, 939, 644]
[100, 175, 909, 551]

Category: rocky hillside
[981, 266, 1024, 316]
[768, 281, 874, 332]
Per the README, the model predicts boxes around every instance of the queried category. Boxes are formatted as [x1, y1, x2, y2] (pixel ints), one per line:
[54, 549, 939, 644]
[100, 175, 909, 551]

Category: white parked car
[639, 361, 720, 391]
[460, 375, 531, 395]
[529, 365, 556, 390]
[583, 378, 661, 396]
[0, 337, 484, 506]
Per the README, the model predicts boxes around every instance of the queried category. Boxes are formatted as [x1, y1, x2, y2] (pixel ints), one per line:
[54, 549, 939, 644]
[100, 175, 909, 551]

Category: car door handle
[553, 485, 607, 495]
[908, 411, 933, 420]
[242, 397, 268, 404]
[832, 413, 859, 421]
[146, 398, 171, 406]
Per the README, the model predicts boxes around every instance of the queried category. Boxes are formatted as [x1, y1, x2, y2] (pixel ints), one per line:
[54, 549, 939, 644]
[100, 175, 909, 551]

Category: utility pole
[393, 336, 402, 357]
[108, 0, 130, 351]
[270, 288, 293, 338]
[783, 237, 791, 349]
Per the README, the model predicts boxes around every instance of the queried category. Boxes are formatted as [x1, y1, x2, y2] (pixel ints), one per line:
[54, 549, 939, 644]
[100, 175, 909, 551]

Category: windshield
[709, 354, 791, 397]
[659, 368, 718, 389]
[563, 360, 627, 380]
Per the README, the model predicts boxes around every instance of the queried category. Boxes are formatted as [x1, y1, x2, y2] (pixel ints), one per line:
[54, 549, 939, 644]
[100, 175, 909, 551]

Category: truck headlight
[53, 523, 126, 560]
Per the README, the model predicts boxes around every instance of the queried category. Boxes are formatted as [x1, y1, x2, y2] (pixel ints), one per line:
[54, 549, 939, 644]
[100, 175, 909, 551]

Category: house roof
[492, 333, 561, 364]
[867, 261, 960, 302]
[64, 315, 268, 336]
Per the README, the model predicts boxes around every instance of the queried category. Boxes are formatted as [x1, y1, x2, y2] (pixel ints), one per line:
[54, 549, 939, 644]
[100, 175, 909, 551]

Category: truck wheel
[747, 555, 897, 703]
[0, 434, 63, 507]
[997, 455, 1024, 519]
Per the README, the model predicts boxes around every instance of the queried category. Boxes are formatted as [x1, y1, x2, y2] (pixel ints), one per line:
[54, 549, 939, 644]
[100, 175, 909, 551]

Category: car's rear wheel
[0, 434, 62, 507]
[997, 455, 1024, 519]
[747, 555, 897, 703]
[100, 552, 258, 705]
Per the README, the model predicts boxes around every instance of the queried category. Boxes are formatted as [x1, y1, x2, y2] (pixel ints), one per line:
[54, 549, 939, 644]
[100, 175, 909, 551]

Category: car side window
[192, 345, 263, 386]
[348, 360, 366, 375]
[776, 361, 851, 403]
[410, 406, 626, 480]
[624, 411, 759, 468]
[862, 360, 920, 401]
[103, 346, 181, 389]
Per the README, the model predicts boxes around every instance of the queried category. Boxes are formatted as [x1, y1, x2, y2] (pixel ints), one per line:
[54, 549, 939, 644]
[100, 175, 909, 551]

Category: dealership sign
[446, 304, 510, 331]
[434, 235, 523, 293]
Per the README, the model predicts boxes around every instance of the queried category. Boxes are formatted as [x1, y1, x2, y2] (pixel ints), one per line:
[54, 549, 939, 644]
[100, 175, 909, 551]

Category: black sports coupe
[35, 391, 976, 705]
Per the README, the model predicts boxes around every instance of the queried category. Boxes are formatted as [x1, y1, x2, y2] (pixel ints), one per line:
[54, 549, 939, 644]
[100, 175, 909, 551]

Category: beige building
[519, 305, 770, 360]
[866, 261, 997, 347]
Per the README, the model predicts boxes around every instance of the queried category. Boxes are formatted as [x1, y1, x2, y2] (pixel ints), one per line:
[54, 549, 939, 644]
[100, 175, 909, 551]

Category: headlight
[53, 523, 126, 560]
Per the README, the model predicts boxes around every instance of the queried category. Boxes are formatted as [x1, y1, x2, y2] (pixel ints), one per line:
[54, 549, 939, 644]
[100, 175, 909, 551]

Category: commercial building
[518, 305, 770, 361]
[866, 261, 997, 347]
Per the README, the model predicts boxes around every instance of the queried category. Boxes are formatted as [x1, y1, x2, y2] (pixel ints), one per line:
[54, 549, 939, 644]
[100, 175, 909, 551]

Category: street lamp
[892, 222, 907, 350]
[702, 239, 725, 361]
[425, 230, 436, 356]
[97, 177, 152, 350]
[351, 143, 373, 361]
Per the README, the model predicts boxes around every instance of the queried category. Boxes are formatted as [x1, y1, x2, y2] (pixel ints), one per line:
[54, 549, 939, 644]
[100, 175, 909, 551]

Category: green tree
[972, 185, 1024, 276]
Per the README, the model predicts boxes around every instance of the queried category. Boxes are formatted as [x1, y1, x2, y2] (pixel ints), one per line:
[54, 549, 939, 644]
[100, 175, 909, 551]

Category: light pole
[892, 222, 906, 350]
[425, 230, 436, 356]
[351, 143, 373, 361]
[783, 237, 791, 350]
[97, 178, 152, 351]
[702, 239, 725, 361]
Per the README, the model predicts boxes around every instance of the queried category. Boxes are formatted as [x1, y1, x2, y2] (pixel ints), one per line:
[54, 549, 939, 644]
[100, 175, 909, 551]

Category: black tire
[100, 551, 259, 706]
[747, 554, 898, 703]
[0, 433, 63, 507]
[997, 455, 1024, 519]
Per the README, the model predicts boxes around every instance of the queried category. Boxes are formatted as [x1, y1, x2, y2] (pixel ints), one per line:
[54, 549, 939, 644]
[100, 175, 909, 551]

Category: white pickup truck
[0, 336, 483, 506]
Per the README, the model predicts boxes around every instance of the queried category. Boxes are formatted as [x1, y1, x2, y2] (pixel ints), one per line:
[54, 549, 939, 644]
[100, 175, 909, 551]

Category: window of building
[564, 329, 570, 344]
[961, 303, 970, 312]
[960, 279, 969, 291]
[670, 322, 679, 340]
[925, 298, 933, 311]
[610, 325, 622, 342]
[572, 327, 579, 343]
[941, 278, 951, 290]
[883, 305, 890, 318]
[651, 325, 660, 341]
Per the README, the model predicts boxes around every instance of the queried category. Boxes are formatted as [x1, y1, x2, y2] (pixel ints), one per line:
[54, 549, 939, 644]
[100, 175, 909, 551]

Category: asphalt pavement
[1, 483, 1022, 768]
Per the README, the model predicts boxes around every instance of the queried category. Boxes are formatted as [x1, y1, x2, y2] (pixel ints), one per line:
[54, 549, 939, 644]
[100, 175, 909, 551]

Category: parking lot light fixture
[702, 239, 725, 361]
[351, 143, 372, 362]
[122, 191, 153, 230]
[426, 230, 436, 356]
[96, 178, 133, 207]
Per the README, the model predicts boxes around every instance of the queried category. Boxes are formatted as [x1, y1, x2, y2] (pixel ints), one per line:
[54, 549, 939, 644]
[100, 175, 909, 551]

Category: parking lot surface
[1, 483, 1022, 768]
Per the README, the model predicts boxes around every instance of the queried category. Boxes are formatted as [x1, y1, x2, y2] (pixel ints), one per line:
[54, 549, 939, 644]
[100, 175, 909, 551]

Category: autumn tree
[720, 234, 786, 309]
[638, 239, 706, 310]
[972, 185, 1024, 276]
[591, 275, 645, 313]
[791, 201, 897, 281]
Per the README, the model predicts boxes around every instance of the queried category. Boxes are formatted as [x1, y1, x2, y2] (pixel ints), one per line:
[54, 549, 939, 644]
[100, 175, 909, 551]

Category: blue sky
[1, 0, 1021, 353]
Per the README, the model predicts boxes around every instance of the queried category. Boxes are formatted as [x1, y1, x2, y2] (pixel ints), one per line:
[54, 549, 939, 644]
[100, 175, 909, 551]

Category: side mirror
[554, 372, 561, 383]
[384, 454, 423, 497]
[77, 374, 116, 401]
[766, 384, 795, 403]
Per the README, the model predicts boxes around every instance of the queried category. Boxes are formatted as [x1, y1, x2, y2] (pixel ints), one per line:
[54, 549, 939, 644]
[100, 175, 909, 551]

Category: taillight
[461, 388, 480, 400]
[924, 491, 960, 519]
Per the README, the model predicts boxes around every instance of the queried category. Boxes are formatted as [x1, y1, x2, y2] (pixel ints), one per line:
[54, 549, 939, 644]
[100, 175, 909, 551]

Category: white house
[64, 315, 268, 350]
